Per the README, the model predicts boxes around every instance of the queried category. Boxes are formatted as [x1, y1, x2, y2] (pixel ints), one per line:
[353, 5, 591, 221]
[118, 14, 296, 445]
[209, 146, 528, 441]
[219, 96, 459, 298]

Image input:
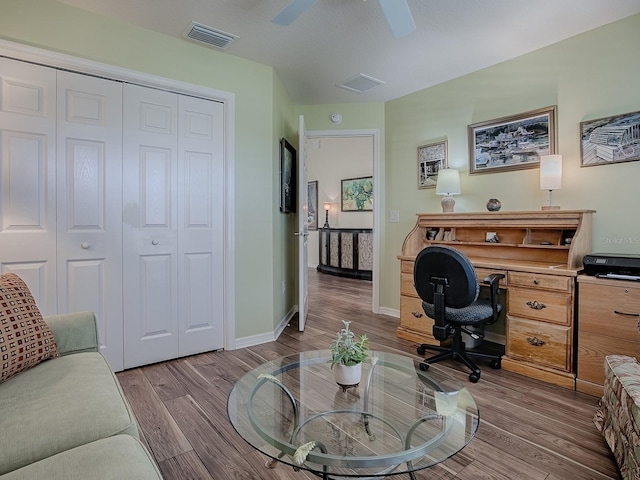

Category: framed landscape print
[341, 176, 373, 212]
[418, 140, 447, 189]
[468, 106, 556, 174]
[307, 180, 318, 230]
[279, 138, 296, 213]
[580, 110, 640, 167]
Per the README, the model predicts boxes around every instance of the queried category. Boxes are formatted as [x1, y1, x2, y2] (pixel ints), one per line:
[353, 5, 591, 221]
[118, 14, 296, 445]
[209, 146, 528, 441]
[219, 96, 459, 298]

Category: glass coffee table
[227, 350, 479, 479]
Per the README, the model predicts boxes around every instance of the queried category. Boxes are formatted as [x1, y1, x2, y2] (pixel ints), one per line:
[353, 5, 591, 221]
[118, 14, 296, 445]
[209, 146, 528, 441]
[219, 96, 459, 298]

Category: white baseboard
[379, 307, 399, 318]
[233, 306, 297, 350]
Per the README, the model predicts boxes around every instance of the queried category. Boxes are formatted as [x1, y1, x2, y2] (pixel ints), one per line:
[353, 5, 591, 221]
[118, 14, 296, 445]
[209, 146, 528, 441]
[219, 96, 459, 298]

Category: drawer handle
[526, 300, 547, 310]
[533, 279, 539, 285]
[411, 311, 423, 318]
[614, 310, 640, 317]
[527, 336, 546, 347]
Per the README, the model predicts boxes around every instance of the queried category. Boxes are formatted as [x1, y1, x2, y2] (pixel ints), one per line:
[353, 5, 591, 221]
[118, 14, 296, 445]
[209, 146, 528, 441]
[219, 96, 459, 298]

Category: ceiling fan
[272, 0, 416, 39]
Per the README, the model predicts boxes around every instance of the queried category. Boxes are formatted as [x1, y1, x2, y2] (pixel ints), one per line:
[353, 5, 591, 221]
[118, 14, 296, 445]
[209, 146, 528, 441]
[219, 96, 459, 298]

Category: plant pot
[333, 362, 362, 390]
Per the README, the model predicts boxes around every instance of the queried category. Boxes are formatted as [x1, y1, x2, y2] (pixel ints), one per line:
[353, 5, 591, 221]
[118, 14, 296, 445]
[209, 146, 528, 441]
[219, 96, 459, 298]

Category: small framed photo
[418, 140, 447, 189]
[341, 176, 373, 212]
[468, 106, 556, 174]
[580, 110, 640, 167]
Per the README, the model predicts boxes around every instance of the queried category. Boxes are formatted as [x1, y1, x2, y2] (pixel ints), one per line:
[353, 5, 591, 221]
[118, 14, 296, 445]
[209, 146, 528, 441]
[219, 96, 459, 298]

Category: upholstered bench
[594, 355, 640, 480]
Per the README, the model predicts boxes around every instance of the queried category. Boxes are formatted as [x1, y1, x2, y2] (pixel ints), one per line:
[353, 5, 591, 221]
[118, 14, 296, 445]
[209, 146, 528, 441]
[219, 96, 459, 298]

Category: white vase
[333, 362, 362, 388]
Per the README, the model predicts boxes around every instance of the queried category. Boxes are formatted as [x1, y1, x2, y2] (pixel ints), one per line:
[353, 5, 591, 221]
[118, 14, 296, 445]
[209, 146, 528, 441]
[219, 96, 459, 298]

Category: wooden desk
[398, 210, 594, 389]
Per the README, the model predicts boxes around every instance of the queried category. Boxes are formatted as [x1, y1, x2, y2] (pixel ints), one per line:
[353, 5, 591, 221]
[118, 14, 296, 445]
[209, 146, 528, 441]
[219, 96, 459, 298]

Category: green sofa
[0, 312, 162, 480]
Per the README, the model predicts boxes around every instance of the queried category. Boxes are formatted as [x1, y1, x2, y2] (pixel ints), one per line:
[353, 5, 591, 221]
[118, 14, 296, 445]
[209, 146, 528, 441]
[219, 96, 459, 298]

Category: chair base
[417, 337, 502, 383]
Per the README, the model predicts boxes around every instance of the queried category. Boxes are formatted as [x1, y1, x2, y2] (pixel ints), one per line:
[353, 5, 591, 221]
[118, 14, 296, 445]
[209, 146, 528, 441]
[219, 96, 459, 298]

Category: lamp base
[541, 205, 560, 211]
[441, 195, 455, 213]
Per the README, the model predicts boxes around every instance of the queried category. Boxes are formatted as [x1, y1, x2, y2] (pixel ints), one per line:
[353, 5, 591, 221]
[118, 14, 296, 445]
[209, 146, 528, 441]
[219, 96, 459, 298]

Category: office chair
[413, 245, 504, 383]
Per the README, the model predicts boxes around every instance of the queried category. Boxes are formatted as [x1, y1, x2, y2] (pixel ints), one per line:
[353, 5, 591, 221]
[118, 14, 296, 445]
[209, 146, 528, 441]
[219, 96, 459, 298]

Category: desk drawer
[508, 271, 571, 292]
[577, 333, 640, 386]
[400, 295, 434, 337]
[579, 282, 640, 339]
[507, 316, 571, 371]
[401, 272, 418, 298]
[508, 286, 572, 326]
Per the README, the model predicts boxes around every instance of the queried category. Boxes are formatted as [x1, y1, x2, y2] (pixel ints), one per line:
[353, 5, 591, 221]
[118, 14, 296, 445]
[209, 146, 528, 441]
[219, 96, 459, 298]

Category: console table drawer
[508, 272, 571, 292]
[507, 316, 571, 371]
[508, 287, 572, 325]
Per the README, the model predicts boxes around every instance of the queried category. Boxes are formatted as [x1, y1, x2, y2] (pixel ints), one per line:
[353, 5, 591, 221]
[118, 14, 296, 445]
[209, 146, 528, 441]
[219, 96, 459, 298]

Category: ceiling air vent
[336, 74, 386, 93]
[184, 22, 237, 49]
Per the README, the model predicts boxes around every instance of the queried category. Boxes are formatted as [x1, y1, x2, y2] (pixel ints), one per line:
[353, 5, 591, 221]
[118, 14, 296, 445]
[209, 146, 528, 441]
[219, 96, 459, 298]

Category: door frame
[0, 39, 237, 350]
[305, 129, 381, 313]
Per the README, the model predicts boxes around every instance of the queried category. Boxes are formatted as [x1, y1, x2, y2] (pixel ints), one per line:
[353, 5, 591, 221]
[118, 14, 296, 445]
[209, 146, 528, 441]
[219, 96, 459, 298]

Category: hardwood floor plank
[118, 270, 621, 479]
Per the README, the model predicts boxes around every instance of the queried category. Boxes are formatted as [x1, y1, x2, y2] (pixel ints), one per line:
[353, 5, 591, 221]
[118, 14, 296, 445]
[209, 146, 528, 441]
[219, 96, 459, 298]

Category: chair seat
[422, 299, 503, 326]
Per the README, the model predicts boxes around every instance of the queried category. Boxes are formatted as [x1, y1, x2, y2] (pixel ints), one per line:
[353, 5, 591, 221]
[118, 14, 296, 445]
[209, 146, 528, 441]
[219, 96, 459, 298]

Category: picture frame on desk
[579, 109, 640, 167]
[468, 106, 556, 175]
[417, 140, 447, 189]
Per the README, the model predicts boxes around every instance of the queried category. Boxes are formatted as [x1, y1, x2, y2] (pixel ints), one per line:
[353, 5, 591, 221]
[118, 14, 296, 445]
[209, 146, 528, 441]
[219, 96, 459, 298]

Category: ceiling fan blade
[272, 0, 318, 25]
[377, 0, 416, 38]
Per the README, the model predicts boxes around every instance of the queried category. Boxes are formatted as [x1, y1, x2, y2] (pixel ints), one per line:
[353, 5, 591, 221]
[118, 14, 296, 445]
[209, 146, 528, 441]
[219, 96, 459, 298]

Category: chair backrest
[413, 245, 479, 308]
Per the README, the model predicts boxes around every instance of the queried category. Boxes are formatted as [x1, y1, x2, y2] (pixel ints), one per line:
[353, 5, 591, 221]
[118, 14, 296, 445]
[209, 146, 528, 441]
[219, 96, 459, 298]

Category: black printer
[583, 253, 640, 281]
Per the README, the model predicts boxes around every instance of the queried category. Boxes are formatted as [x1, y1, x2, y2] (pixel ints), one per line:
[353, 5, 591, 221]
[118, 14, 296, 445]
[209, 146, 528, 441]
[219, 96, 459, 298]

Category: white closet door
[123, 84, 179, 368]
[0, 58, 57, 313]
[177, 95, 224, 355]
[56, 71, 124, 370]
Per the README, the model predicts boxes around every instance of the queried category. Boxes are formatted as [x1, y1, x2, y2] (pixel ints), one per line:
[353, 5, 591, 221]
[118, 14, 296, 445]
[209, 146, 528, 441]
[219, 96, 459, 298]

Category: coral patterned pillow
[0, 273, 60, 383]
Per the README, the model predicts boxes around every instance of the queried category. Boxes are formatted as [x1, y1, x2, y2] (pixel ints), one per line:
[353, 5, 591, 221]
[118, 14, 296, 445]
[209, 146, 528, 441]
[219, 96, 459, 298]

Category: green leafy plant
[329, 320, 369, 368]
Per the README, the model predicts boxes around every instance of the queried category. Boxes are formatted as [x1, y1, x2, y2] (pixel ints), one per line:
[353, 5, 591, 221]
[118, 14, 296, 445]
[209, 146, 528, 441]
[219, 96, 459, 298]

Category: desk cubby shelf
[398, 210, 595, 389]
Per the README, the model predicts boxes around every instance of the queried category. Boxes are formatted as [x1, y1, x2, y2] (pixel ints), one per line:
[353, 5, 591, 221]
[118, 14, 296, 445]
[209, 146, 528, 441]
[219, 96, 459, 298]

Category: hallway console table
[318, 228, 373, 280]
[398, 210, 594, 389]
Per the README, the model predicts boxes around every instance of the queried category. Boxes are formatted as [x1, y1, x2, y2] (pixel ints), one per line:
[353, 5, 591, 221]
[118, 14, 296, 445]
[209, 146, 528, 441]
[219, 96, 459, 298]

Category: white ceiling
[58, 0, 640, 105]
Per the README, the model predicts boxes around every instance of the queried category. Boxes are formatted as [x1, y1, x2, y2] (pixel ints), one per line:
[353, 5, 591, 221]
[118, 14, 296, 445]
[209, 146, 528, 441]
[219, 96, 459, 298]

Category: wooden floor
[117, 270, 620, 480]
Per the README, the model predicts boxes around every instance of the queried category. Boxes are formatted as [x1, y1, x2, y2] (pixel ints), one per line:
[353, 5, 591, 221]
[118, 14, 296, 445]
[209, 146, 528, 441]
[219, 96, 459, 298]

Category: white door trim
[0, 39, 237, 350]
[305, 128, 381, 313]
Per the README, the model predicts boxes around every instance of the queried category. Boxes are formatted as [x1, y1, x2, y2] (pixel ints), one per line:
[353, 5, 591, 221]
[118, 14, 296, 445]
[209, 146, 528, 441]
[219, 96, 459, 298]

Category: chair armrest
[43, 311, 100, 356]
[483, 274, 505, 323]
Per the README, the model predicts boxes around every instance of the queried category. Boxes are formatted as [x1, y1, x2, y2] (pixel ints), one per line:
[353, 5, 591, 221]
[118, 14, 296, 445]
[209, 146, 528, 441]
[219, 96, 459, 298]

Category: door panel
[297, 115, 308, 331]
[56, 70, 124, 370]
[0, 58, 57, 312]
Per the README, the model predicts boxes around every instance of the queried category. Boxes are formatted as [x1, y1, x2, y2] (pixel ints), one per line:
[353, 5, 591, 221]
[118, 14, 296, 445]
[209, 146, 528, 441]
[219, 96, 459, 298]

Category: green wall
[382, 13, 640, 311]
[0, 0, 291, 339]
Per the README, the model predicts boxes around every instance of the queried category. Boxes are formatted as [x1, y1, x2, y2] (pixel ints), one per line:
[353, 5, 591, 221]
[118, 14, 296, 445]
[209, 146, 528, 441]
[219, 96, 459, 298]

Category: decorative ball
[486, 198, 502, 212]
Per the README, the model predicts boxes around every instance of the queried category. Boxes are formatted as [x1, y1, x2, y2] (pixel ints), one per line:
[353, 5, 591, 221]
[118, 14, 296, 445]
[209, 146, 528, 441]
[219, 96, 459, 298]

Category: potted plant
[329, 320, 369, 388]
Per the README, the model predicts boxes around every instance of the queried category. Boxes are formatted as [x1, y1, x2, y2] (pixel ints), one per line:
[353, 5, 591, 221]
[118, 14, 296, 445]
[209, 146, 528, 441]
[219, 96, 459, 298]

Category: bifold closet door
[122, 84, 224, 369]
[0, 58, 57, 312]
[56, 71, 124, 371]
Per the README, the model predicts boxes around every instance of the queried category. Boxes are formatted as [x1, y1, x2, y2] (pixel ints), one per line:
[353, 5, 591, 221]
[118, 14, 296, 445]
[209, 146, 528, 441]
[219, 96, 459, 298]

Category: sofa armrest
[43, 311, 100, 355]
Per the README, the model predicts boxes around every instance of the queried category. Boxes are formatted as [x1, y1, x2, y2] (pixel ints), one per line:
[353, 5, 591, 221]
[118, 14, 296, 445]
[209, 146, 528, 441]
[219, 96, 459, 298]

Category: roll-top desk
[398, 210, 594, 389]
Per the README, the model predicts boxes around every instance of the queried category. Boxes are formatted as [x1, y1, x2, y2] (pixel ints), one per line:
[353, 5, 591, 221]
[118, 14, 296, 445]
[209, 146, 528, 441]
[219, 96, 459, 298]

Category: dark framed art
[341, 176, 373, 212]
[468, 105, 556, 174]
[279, 138, 296, 213]
[580, 110, 640, 167]
[307, 180, 318, 230]
[417, 139, 447, 189]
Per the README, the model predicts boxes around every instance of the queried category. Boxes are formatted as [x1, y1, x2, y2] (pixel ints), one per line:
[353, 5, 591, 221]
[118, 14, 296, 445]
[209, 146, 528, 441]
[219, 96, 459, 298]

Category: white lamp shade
[436, 169, 461, 195]
[323, 202, 331, 211]
[539, 155, 562, 190]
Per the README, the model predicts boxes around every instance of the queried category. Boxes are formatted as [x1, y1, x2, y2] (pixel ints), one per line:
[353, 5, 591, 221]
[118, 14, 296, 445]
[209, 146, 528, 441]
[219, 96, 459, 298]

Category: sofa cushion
[0, 352, 138, 475]
[0, 273, 60, 383]
[0, 435, 163, 480]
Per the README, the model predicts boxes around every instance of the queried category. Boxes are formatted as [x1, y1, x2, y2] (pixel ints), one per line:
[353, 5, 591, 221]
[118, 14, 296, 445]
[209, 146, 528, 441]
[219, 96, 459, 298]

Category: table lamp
[435, 169, 461, 213]
[323, 202, 331, 228]
[539, 154, 562, 210]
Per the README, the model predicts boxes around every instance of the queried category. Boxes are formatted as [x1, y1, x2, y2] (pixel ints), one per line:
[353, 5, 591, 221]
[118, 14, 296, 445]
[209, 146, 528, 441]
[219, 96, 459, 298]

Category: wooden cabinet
[318, 228, 373, 280]
[398, 210, 594, 389]
[577, 275, 640, 396]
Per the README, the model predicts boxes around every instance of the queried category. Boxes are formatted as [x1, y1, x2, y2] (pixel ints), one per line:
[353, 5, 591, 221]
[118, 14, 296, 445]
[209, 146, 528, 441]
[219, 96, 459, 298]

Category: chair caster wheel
[417, 345, 426, 355]
[469, 371, 480, 383]
[490, 359, 501, 369]
[419, 363, 429, 371]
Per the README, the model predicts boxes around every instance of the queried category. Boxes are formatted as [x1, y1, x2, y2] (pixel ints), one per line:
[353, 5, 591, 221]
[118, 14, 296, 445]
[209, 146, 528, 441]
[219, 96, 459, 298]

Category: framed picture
[580, 110, 640, 167]
[417, 140, 447, 189]
[341, 176, 373, 212]
[279, 138, 296, 213]
[307, 180, 318, 230]
[468, 106, 556, 174]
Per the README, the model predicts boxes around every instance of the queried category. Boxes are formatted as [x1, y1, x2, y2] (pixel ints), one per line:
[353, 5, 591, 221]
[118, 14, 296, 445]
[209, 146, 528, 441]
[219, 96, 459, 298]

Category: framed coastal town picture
[417, 139, 447, 189]
[468, 106, 557, 174]
[580, 110, 640, 167]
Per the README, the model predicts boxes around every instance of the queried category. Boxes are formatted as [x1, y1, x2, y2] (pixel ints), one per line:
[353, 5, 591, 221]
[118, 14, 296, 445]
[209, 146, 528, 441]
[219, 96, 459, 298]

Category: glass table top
[227, 350, 479, 479]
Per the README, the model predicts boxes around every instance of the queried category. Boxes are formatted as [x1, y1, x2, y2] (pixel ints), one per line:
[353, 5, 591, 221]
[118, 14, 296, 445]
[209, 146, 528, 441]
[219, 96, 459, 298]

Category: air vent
[336, 74, 386, 93]
[184, 22, 237, 49]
